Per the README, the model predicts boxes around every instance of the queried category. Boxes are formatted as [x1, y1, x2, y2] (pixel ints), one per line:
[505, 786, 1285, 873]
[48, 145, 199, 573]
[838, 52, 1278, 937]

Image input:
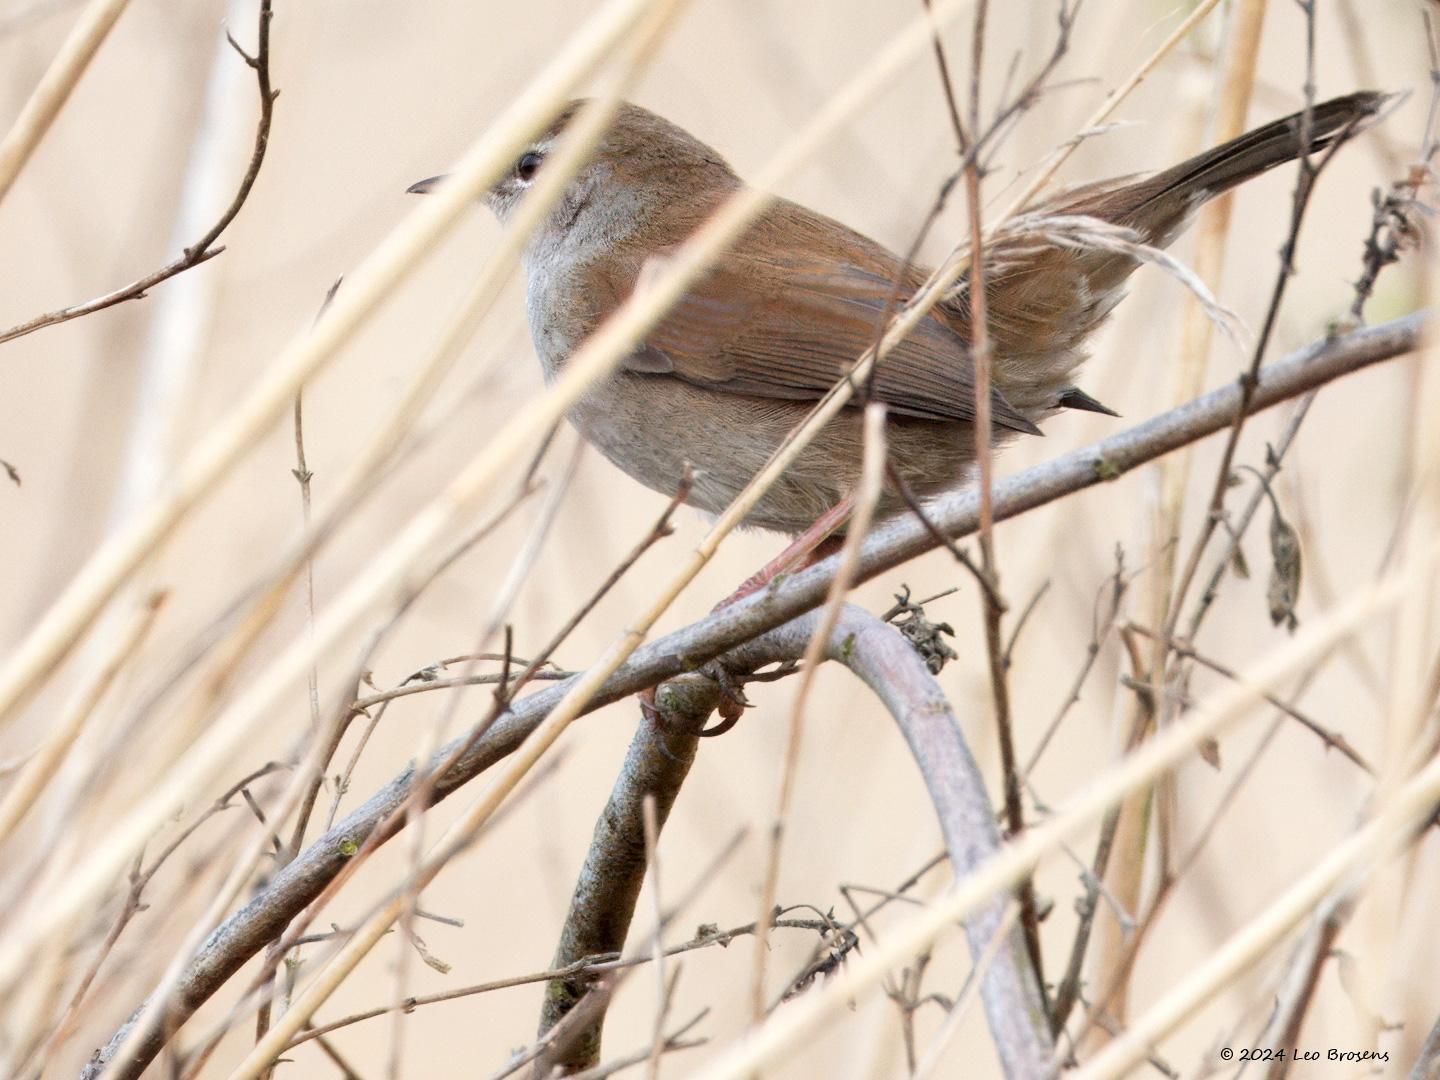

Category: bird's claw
[698, 661, 749, 737]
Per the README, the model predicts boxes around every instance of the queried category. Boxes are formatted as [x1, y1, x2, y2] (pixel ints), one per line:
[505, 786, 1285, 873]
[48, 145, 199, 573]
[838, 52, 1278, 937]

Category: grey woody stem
[536, 605, 1052, 1077]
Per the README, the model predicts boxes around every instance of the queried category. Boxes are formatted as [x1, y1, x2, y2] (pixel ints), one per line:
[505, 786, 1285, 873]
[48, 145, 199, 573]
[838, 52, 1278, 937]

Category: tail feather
[1137, 91, 1388, 209]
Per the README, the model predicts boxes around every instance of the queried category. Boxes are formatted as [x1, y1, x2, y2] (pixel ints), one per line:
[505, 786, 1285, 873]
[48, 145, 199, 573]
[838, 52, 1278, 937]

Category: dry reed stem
[1090, 0, 1268, 1041]
[1068, 749, 1440, 1080]
[0, 0, 664, 730]
[0, 591, 162, 843]
[680, 536, 1439, 1080]
[0, 0, 132, 202]
[996, 0, 1224, 219]
[749, 404, 887, 1022]
[0, 0, 688, 993]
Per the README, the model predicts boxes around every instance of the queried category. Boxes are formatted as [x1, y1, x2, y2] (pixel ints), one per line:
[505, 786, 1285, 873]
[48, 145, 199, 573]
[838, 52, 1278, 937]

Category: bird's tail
[1115, 90, 1389, 237]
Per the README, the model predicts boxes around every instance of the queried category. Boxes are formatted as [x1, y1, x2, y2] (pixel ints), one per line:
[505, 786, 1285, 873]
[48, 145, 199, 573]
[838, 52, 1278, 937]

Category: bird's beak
[406, 174, 446, 194]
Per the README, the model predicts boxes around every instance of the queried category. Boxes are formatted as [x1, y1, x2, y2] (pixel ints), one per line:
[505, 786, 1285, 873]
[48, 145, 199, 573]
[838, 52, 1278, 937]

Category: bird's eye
[515, 152, 544, 182]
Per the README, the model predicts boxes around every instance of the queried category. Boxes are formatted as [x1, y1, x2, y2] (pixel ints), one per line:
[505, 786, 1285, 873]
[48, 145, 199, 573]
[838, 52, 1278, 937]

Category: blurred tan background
[1, 0, 1435, 1076]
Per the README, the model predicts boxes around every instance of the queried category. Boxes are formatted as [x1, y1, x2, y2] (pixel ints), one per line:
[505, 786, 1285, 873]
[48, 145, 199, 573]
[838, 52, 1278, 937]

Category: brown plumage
[413, 92, 1383, 534]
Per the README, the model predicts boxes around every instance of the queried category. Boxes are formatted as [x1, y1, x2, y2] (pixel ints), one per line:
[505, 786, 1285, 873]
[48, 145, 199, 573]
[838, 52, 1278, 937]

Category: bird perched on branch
[411, 92, 1383, 542]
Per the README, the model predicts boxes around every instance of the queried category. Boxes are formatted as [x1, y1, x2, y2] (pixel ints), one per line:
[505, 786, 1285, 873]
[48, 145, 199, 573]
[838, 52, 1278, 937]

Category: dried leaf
[887, 598, 958, 674]
[1267, 508, 1303, 633]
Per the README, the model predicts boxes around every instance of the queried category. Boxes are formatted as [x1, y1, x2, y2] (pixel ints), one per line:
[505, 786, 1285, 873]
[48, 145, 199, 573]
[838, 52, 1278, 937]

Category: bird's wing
[626, 249, 1039, 434]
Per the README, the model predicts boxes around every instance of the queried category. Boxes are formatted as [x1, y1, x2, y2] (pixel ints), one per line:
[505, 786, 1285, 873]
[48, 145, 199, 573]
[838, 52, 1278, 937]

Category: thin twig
[1164, 8, 1370, 645]
[750, 406, 887, 1023]
[1126, 622, 1372, 771]
[284, 918, 824, 1052]
[953, 0, 1048, 1010]
[0, 0, 278, 344]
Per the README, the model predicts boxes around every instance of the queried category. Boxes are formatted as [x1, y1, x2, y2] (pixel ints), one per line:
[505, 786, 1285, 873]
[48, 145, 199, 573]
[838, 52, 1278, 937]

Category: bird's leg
[716, 493, 855, 610]
[642, 496, 855, 740]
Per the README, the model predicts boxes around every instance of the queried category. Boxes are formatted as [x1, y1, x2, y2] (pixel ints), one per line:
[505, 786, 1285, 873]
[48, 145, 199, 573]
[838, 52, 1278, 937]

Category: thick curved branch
[536, 605, 1049, 1078]
[85, 312, 1423, 1078]
[818, 606, 1051, 1076]
[0, 0, 276, 346]
[534, 687, 708, 1075]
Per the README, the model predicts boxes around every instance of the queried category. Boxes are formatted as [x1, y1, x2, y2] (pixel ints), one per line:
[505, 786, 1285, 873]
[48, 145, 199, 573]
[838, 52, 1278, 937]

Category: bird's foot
[638, 661, 750, 741]
[694, 660, 751, 737]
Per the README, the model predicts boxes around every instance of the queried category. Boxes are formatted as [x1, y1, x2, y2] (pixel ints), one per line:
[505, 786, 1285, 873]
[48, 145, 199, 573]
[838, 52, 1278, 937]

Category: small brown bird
[411, 93, 1381, 537]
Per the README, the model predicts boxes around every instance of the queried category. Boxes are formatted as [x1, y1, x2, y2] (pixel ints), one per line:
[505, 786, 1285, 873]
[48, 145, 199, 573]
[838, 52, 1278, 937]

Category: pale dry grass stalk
[0, 0, 665, 729]
[0, 0, 132, 201]
[1088, 0, 1269, 1042]
[0, 591, 161, 843]
[748, 403, 887, 1022]
[1069, 745, 1440, 1080]
[0, 0, 688, 994]
[112, 0, 264, 524]
[683, 535, 1440, 1080]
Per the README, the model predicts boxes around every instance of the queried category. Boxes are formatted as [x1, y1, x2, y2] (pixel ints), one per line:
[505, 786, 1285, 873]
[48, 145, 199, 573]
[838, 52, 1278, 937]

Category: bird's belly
[565, 373, 981, 534]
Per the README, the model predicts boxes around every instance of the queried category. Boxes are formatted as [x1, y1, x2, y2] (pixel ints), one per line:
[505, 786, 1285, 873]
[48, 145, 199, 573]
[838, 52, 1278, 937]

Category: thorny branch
[281, 919, 821, 1051]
